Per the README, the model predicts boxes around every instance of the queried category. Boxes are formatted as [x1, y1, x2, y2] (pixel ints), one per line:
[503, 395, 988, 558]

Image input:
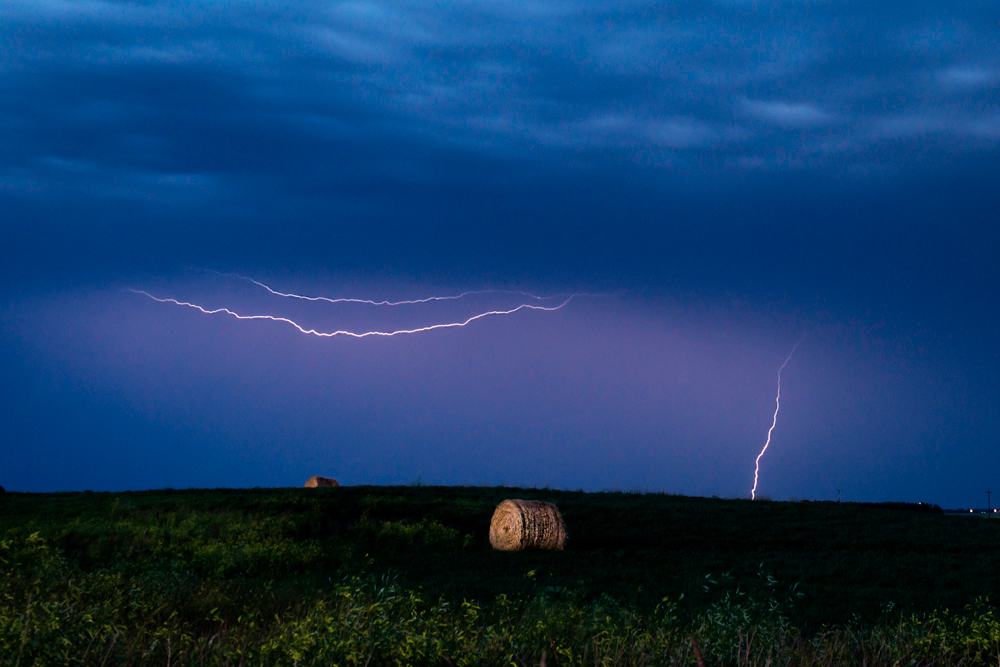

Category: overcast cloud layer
[4, 0, 999, 188]
[4, 0, 997, 335]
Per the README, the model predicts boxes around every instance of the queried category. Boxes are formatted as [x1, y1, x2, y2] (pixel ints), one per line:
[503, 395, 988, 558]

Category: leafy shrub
[351, 516, 474, 551]
[2, 533, 1000, 666]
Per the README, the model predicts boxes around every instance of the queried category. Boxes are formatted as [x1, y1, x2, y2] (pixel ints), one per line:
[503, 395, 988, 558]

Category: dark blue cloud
[3, 0, 997, 192]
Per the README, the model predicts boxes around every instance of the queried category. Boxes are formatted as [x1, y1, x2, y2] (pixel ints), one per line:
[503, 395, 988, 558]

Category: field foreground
[1, 486, 999, 666]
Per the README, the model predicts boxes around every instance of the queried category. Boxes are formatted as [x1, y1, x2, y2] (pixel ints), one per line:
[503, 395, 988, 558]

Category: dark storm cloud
[3, 0, 997, 195]
[1, 0, 997, 301]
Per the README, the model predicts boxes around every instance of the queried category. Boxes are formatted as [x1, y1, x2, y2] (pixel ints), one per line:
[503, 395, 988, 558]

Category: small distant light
[970, 509, 974, 513]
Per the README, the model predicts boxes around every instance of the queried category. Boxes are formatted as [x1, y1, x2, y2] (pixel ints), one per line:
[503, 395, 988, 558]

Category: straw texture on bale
[304, 476, 340, 488]
[489, 499, 567, 551]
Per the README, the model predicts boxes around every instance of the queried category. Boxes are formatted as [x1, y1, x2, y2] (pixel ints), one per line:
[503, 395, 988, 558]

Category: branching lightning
[751, 339, 803, 500]
[206, 271, 570, 306]
[130, 289, 580, 339]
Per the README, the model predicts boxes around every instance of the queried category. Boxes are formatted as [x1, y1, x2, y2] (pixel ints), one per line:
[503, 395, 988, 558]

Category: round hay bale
[489, 499, 567, 551]
[304, 476, 340, 488]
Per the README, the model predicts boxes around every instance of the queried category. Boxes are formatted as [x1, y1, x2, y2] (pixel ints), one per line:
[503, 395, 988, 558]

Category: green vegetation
[1, 486, 999, 665]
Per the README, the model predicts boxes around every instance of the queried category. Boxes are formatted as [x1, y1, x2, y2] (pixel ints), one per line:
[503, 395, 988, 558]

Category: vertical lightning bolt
[751, 339, 803, 500]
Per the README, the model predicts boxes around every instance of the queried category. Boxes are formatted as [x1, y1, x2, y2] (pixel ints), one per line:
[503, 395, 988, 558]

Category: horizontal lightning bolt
[207, 271, 569, 306]
[130, 289, 580, 338]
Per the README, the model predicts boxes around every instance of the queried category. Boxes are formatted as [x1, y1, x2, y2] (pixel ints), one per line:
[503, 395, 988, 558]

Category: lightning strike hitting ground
[130, 289, 580, 338]
[751, 339, 803, 500]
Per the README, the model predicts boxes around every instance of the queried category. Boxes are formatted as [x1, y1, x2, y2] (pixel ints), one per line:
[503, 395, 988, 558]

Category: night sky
[2, 0, 998, 508]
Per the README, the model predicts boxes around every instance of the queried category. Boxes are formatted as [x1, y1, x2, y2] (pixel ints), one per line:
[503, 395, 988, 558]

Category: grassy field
[1, 486, 999, 665]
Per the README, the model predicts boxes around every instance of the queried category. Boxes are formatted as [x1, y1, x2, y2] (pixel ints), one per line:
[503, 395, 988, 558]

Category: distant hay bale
[489, 499, 567, 551]
[304, 476, 339, 488]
